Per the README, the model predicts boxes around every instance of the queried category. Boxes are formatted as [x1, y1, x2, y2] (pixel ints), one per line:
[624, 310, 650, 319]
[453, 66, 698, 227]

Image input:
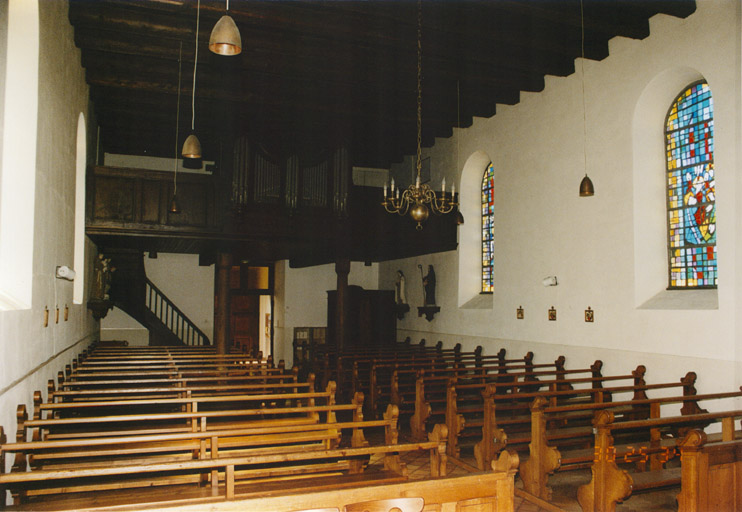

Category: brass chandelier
[382, 0, 457, 230]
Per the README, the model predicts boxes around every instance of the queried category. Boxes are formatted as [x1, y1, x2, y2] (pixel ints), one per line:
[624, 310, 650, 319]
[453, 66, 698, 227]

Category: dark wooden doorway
[226, 263, 273, 356]
[230, 295, 260, 355]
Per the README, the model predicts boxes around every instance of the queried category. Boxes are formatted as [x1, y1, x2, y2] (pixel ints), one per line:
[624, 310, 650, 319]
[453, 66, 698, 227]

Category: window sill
[460, 293, 493, 310]
[637, 288, 718, 310]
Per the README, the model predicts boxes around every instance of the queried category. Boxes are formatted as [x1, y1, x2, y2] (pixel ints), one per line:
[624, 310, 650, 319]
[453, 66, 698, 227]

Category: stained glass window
[665, 81, 716, 288]
[481, 163, 495, 293]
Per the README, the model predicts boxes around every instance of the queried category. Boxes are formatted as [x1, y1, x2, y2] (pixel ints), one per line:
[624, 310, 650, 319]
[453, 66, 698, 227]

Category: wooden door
[230, 295, 260, 355]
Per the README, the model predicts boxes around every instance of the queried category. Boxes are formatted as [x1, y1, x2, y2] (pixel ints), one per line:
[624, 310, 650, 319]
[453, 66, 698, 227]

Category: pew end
[428, 423, 448, 477]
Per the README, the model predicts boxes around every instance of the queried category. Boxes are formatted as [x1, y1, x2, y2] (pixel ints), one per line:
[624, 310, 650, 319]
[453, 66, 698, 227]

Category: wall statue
[419, 264, 436, 306]
[395, 270, 407, 305]
[92, 254, 115, 300]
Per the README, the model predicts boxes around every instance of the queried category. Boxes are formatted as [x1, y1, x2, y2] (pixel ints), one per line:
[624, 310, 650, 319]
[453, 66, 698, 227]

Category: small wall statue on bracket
[417, 264, 440, 321]
[395, 270, 410, 319]
[87, 253, 116, 320]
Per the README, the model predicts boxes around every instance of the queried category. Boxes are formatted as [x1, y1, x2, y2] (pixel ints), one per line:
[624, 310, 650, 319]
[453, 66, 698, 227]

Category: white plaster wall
[0, 0, 97, 466]
[100, 307, 149, 347]
[144, 252, 215, 342]
[100, 254, 214, 346]
[381, 0, 742, 401]
[0, 0, 7, 172]
[274, 261, 380, 367]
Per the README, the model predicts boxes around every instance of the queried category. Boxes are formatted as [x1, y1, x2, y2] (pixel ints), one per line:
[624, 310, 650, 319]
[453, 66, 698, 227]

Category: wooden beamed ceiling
[70, 0, 696, 169]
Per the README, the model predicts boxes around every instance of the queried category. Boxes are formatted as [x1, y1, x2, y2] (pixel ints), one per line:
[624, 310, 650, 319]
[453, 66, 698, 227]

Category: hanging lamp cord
[456, 79, 460, 175]
[416, 0, 422, 177]
[174, 42, 182, 195]
[191, 0, 200, 132]
[580, 0, 588, 176]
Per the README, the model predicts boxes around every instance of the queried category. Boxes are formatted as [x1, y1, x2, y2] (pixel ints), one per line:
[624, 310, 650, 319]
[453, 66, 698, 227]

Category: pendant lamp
[578, 0, 594, 197]
[210, 0, 242, 56]
[182, 0, 202, 159]
[579, 174, 594, 197]
[182, 133, 201, 159]
[169, 194, 181, 214]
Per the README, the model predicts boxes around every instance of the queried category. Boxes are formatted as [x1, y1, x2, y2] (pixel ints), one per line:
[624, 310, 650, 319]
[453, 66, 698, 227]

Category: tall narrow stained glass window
[481, 163, 495, 293]
[665, 81, 716, 288]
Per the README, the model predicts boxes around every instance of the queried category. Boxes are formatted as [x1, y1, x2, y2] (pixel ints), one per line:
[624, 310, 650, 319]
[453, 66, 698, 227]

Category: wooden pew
[448, 369, 708, 472]
[9, 396, 412, 473]
[373, 352, 547, 421]
[314, 339, 457, 392]
[377, 352, 554, 421]
[577, 409, 742, 512]
[523, 387, 742, 502]
[410, 360, 612, 442]
[47, 374, 314, 403]
[20, 383, 343, 444]
[57, 366, 300, 393]
[443, 365, 656, 467]
[36, 382, 326, 423]
[76, 354, 274, 367]
[676, 429, 742, 512]
[326, 343, 535, 400]
[0, 445, 517, 512]
[0, 407, 451, 509]
[339, 345, 486, 400]
[64, 364, 288, 382]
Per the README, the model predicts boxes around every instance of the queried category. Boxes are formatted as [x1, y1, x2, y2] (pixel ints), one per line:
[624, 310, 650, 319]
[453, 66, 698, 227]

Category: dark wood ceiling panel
[70, 0, 695, 168]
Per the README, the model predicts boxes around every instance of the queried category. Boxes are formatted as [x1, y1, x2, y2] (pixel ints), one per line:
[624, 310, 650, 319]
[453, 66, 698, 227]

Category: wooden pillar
[334, 258, 350, 351]
[214, 253, 232, 354]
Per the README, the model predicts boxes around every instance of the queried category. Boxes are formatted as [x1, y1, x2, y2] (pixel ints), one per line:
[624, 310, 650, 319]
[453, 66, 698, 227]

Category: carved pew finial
[492, 449, 519, 473]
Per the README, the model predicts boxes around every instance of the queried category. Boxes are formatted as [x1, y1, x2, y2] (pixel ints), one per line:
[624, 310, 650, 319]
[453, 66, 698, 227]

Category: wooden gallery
[0, 0, 740, 510]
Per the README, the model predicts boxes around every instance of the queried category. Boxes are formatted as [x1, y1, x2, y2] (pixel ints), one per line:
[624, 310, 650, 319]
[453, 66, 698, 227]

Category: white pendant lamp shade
[182, 133, 202, 159]
[209, 14, 242, 56]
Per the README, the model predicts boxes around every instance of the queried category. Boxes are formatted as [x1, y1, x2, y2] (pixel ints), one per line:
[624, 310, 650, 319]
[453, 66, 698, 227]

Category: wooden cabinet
[327, 286, 395, 349]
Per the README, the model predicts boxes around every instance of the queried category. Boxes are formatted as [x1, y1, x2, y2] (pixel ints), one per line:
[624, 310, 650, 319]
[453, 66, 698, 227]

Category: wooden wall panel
[94, 177, 135, 221]
[141, 180, 161, 224]
[168, 182, 208, 227]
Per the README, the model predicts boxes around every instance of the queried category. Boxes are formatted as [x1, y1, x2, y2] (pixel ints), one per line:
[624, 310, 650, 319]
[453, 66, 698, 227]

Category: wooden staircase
[107, 249, 210, 346]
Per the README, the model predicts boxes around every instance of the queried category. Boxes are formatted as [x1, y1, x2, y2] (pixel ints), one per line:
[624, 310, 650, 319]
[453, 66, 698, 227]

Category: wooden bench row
[3, 342, 469, 509]
[2, 380, 451, 509]
[366, 352, 555, 420]
[518, 386, 742, 503]
[577, 409, 742, 511]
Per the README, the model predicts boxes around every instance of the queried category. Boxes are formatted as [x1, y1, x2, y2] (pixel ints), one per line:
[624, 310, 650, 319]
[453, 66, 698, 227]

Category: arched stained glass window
[481, 163, 494, 293]
[665, 81, 716, 288]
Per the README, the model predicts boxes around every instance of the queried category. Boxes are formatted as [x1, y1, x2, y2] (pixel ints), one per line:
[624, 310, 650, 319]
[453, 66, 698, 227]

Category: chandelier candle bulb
[384, 182, 387, 197]
[391, 178, 395, 193]
[442, 178, 446, 194]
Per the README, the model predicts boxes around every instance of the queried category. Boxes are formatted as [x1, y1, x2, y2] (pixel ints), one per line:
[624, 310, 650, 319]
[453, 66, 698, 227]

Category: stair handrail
[145, 278, 211, 346]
